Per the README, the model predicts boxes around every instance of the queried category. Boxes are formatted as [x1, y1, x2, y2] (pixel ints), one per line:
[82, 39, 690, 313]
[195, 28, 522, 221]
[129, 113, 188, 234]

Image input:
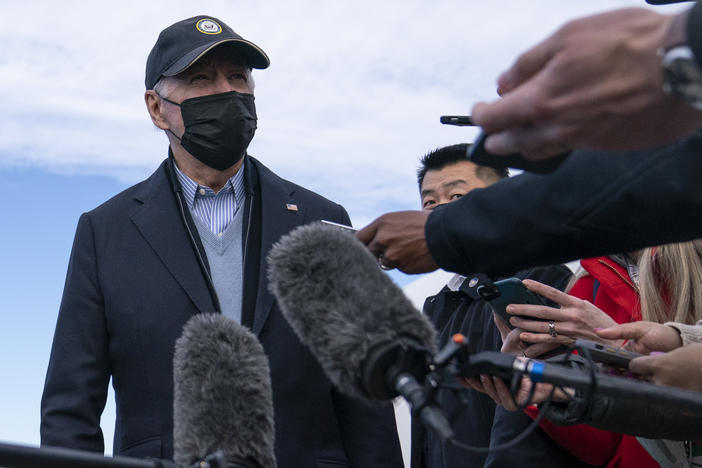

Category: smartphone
[468, 130, 570, 174]
[440, 115, 476, 126]
[320, 219, 357, 233]
[574, 338, 643, 369]
[478, 277, 547, 330]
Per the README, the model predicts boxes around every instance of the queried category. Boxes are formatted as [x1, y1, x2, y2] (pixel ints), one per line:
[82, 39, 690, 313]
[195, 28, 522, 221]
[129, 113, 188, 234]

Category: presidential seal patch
[196, 19, 222, 35]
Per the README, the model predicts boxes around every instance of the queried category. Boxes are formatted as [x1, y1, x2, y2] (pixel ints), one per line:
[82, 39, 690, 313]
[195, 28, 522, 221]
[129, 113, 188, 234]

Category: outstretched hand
[629, 343, 702, 391]
[595, 321, 683, 354]
[462, 374, 572, 411]
[471, 8, 702, 160]
[356, 210, 438, 274]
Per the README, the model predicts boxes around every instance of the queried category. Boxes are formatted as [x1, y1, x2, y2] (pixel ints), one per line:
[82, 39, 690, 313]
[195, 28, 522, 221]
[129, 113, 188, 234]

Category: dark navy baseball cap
[145, 15, 270, 89]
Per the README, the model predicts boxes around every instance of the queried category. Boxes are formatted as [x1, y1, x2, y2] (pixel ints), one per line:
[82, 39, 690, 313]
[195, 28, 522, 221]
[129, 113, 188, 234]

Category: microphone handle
[393, 371, 455, 442]
[577, 369, 702, 416]
[461, 351, 702, 415]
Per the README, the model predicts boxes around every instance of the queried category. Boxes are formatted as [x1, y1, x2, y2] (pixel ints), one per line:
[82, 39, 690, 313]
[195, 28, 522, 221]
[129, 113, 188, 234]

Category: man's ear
[144, 90, 169, 130]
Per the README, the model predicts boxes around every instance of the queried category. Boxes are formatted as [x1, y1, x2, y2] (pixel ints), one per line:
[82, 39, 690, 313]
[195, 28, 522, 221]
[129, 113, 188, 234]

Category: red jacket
[525, 256, 658, 468]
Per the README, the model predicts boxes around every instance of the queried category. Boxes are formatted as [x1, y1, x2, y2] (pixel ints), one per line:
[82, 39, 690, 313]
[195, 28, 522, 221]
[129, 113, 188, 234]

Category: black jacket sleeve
[426, 132, 702, 277]
[40, 213, 110, 452]
[688, 1, 702, 69]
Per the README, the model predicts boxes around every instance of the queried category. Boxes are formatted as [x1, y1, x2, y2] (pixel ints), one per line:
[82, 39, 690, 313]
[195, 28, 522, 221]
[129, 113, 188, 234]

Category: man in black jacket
[40, 15, 403, 468]
[410, 145, 582, 468]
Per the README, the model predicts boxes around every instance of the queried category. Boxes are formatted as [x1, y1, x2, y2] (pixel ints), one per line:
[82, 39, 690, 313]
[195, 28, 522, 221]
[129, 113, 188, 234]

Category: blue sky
[0, 0, 686, 456]
[0, 168, 128, 446]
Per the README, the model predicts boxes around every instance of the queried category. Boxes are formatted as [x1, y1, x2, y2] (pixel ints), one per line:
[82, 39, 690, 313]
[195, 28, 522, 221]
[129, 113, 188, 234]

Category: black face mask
[161, 91, 257, 170]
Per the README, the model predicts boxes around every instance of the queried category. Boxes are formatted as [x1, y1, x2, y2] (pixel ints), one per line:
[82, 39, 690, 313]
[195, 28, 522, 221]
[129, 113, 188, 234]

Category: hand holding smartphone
[468, 131, 570, 174]
[439, 114, 570, 173]
[478, 277, 548, 330]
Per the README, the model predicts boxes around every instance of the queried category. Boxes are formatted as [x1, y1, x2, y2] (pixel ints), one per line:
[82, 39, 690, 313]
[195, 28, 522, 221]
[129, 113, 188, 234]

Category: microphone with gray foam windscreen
[173, 313, 276, 468]
[267, 223, 455, 441]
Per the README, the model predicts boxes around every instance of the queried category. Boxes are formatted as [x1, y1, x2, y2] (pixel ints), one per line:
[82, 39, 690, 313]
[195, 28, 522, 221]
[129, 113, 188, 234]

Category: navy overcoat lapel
[250, 159, 305, 335]
[129, 162, 217, 315]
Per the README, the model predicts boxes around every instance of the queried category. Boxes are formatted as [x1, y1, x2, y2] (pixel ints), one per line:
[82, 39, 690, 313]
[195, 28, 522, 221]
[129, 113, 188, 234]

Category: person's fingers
[460, 377, 485, 392]
[360, 210, 433, 274]
[382, 243, 410, 269]
[482, 118, 578, 160]
[595, 322, 648, 341]
[508, 316, 545, 333]
[471, 98, 536, 145]
[519, 331, 574, 345]
[389, 250, 438, 275]
[483, 130, 568, 161]
[622, 340, 651, 355]
[599, 322, 682, 352]
[355, 220, 393, 270]
[496, 32, 561, 95]
[513, 315, 599, 341]
[480, 374, 501, 405]
[551, 385, 574, 403]
[480, 129, 521, 155]
[628, 354, 656, 376]
[522, 279, 578, 306]
[493, 312, 513, 339]
[501, 328, 527, 354]
[376, 250, 397, 270]
[355, 219, 379, 248]
[492, 377, 518, 411]
[524, 341, 561, 358]
[508, 315, 568, 333]
[506, 304, 570, 321]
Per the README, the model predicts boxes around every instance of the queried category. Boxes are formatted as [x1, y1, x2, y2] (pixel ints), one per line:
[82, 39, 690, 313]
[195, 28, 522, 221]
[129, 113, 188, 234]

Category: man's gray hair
[152, 68, 255, 100]
[153, 76, 175, 99]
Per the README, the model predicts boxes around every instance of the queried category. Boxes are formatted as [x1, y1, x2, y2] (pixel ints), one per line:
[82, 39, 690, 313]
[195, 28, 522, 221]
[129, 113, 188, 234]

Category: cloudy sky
[0, 0, 687, 459]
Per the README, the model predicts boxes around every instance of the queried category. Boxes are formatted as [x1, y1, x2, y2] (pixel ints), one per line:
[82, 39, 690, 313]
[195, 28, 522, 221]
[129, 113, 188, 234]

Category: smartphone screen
[479, 278, 547, 329]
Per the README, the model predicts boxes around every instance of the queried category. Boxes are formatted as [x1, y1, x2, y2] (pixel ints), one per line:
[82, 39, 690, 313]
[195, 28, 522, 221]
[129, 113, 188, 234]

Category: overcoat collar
[249, 157, 306, 335]
[129, 159, 218, 315]
[127, 156, 305, 336]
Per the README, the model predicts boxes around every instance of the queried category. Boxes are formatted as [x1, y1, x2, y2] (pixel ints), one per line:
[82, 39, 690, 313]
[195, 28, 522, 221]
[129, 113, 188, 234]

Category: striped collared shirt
[174, 164, 246, 236]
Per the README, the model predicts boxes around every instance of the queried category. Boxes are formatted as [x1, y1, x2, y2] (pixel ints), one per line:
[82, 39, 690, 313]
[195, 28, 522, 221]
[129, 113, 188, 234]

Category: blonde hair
[637, 239, 702, 325]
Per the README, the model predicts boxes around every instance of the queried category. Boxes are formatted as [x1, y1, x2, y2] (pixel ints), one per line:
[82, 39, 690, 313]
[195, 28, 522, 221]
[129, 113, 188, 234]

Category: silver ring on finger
[378, 255, 392, 271]
[548, 320, 558, 337]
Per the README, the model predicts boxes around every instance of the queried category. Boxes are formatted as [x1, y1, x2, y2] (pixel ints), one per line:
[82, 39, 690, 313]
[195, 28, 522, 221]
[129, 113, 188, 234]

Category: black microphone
[173, 313, 277, 468]
[458, 348, 702, 414]
[267, 223, 454, 441]
[0, 442, 179, 468]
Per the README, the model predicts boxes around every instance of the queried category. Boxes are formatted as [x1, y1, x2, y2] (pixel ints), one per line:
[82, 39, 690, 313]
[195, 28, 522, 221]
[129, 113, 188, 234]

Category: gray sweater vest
[191, 205, 244, 323]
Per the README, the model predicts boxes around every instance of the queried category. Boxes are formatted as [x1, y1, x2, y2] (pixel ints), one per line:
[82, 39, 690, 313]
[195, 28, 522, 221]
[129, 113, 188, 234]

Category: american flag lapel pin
[286, 203, 298, 212]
